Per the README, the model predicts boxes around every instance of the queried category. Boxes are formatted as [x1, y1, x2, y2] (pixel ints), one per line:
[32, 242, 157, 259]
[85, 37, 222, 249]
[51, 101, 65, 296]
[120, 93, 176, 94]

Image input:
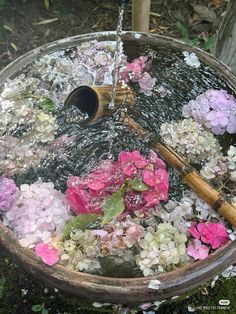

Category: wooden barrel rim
[0, 31, 236, 305]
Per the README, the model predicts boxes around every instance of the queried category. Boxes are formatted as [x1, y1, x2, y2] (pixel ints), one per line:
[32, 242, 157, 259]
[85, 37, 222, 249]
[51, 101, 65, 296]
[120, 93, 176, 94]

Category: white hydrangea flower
[160, 119, 221, 163]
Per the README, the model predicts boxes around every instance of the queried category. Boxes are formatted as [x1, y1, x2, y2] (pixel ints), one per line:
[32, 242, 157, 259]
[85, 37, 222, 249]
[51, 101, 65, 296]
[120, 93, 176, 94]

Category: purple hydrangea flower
[182, 89, 236, 135]
[0, 177, 18, 211]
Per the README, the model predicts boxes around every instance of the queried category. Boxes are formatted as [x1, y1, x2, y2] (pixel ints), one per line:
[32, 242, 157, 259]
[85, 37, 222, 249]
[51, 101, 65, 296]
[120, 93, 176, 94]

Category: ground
[0, 0, 236, 313]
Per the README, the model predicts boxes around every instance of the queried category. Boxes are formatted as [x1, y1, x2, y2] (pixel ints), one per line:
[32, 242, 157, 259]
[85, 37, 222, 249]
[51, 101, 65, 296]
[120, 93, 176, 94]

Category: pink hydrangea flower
[138, 72, 156, 91]
[200, 223, 229, 249]
[66, 150, 169, 217]
[0, 177, 18, 211]
[188, 222, 229, 249]
[187, 239, 209, 260]
[120, 55, 155, 92]
[35, 243, 59, 266]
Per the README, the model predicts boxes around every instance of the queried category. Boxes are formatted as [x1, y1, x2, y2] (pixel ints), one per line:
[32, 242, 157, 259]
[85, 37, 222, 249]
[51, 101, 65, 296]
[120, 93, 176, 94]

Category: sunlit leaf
[39, 97, 55, 113]
[3, 24, 14, 33]
[130, 177, 148, 191]
[44, 0, 50, 11]
[31, 304, 43, 312]
[33, 18, 58, 25]
[10, 42, 17, 51]
[61, 214, 98, 241]
[102, 190, 125, 224]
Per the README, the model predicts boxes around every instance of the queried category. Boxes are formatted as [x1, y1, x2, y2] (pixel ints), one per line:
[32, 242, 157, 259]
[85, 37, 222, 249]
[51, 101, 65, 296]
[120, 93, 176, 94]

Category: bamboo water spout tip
[64, 84, 135, 124]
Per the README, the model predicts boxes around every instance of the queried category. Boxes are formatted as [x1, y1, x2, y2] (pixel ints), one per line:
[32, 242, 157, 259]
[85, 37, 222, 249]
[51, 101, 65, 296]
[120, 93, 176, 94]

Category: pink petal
[35, 243, 48, 255]
[87, 181, 105, 191]
[148, 151, 166, 168]
[118, 151, 133, 163]
[188, 224, 200, 239]
[198, 247, 209, 260]
[154, 168, 168, 181]
[35, 243, 59, 266]
[197, 222, 206, 233]
[141, 170, 156, 186]
[122, 163, 137, 176]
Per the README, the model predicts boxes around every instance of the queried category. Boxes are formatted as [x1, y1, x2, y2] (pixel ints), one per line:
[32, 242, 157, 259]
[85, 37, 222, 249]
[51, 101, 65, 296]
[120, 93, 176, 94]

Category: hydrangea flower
[160, 118, 221, 163]
[186, 239, 209, 260]
[59, 229, 102, 273]
[228, 145, 236, 182]
[120, 55, 156, 92]
[66, 150, 169, 216]
[0, 177, 18, 211]
[182, 89, 236, 135]
[0, 135, 47, 176]
[188, 222, 229, 249]
[136, 223, 188, 276]
[35, 243, 59, 266]
[182, 51, 200, 68]
[2, 180, 71, 247]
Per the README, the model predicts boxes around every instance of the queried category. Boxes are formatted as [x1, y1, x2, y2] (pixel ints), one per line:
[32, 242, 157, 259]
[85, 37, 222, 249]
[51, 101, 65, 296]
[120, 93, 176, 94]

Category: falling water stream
[110, 2, 125, 109]
[107, 2, 125, 157]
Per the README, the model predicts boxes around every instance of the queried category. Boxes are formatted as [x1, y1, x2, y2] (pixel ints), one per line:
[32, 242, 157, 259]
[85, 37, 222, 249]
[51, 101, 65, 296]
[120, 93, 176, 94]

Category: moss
[0, 256, 236, 314]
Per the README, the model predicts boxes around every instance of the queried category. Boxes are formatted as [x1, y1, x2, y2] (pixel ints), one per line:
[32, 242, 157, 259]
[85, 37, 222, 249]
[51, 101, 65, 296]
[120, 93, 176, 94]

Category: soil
[0, 0, 235, 313]
[0, 0, 227, 70]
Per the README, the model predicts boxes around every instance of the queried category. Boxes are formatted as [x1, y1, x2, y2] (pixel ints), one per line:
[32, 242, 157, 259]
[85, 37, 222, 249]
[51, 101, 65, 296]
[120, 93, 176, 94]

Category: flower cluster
[93, 219, 144, 254]
[2, 180, 71, 247]
[32, 41, 123, 103]
[182, 51, 200, 68]
[0, 177, 18, 211]
[0, 135, 47, 176]
[34, 110, 57, 143]
[59, 216, 145, 272]
[188, 222, 229, 250]
[160, 118, 221, 163]
[59, 229, 101, 273]
[66, 150, 169, 216]
[136, 223, 188, 276]
[182, 89, 236, 135]
[228, 145, 236, 182]
[200, 155, 229, 181]
[120, 55, 156, 93]
[0, 75, 57, 143]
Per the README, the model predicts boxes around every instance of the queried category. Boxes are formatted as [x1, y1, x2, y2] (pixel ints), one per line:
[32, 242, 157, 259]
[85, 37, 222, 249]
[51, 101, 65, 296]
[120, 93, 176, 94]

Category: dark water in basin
[14, 42, 234, 202]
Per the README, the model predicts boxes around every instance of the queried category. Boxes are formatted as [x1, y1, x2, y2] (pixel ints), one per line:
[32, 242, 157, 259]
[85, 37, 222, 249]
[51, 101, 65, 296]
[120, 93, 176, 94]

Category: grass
[0, 255, 236, 314]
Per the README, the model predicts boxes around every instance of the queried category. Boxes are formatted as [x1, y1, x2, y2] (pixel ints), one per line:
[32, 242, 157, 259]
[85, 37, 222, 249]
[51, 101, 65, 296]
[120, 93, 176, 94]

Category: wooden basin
[0, 32, 236, 305]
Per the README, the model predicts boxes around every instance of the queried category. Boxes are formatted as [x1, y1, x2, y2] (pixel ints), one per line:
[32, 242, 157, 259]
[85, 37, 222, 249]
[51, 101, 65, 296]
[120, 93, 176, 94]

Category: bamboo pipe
[132, 0, 151, 32]
[124, 115, 236, 226]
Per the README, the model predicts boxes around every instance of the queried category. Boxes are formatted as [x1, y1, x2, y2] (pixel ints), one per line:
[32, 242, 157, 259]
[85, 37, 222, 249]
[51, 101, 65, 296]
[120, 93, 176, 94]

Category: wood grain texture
[215, 0, 236, 75]
[0, 32, 236, 304]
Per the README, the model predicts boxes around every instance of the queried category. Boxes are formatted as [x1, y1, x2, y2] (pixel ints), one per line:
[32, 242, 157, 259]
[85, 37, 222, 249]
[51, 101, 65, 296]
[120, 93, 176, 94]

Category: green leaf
[102, 190, 125, 224]
[61, 214, 98, 241]
[0, 290, 2, 299]
[0, 276, 6, 290]
[39, 97, 55, 113]
[44, 0, 50, 10]
[204, 36, 216, 52]
[42, 307, 49, 314]
[130, 178, 148, 191]
[175, 21, 190, 43]
[31, 304, 43, 312]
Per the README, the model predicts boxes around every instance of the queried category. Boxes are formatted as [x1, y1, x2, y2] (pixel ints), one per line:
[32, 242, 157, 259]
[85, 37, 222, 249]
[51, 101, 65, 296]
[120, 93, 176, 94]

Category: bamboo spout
[132, 0, 151, 32]
[64, 84, 134, 124]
